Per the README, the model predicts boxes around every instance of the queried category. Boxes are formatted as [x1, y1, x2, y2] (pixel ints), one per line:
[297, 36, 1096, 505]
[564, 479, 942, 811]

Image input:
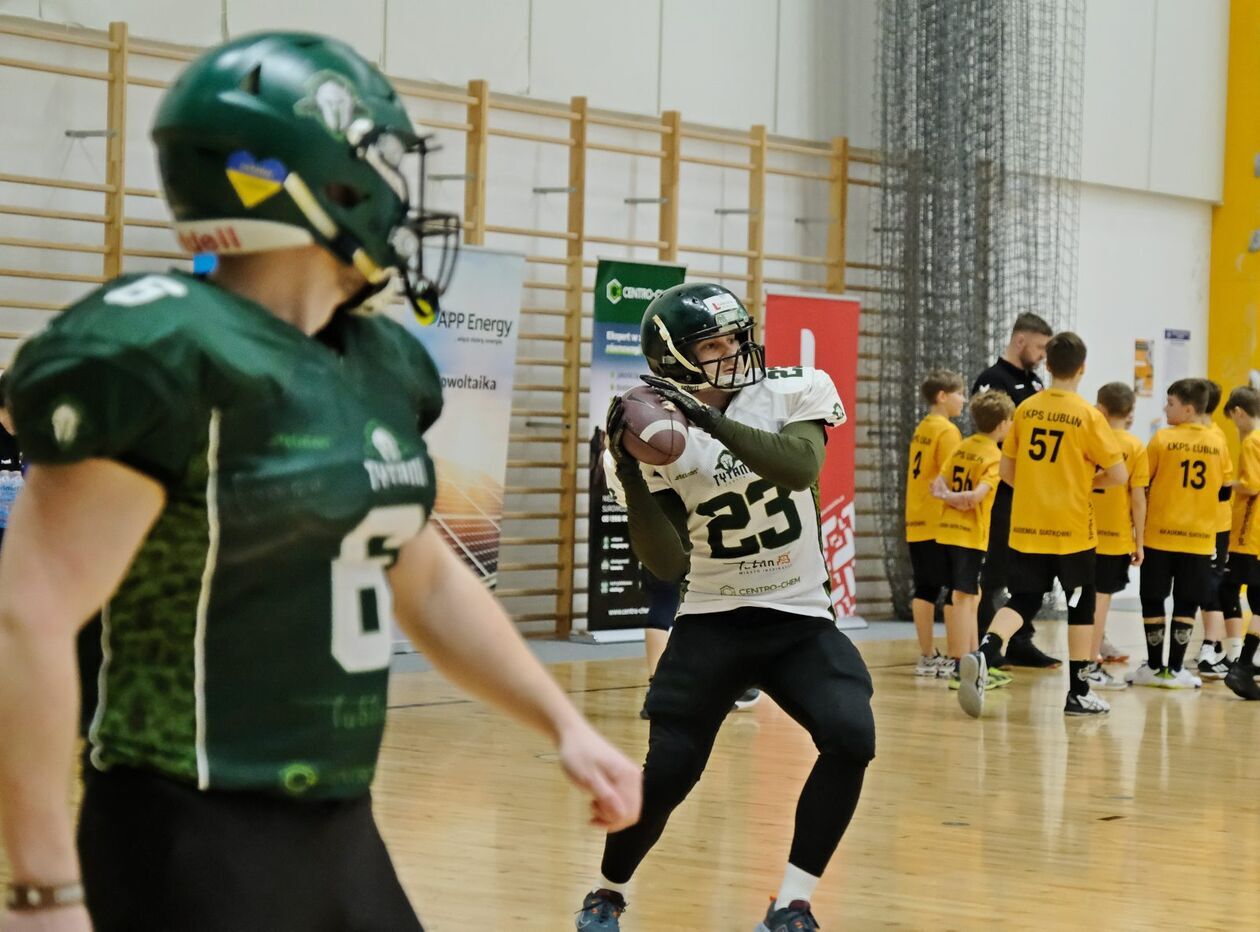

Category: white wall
[1075, 182, 1210, 434]
[1081, 0, 1228, 201]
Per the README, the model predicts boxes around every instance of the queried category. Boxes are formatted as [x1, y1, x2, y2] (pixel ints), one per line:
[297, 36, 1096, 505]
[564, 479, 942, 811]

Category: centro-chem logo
[606, 278, 664, 305]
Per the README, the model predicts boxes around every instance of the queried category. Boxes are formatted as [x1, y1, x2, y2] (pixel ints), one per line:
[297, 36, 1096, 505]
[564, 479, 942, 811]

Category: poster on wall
[385, 246, 525, 598]
[762, 291, 865, 628]
[1134, 339, 1153, 397]
[585, 258, 686, 638]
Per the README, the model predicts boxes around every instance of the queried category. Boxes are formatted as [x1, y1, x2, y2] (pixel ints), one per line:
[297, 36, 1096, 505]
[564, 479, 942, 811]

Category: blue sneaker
[755, 898, 820, 931]
[576, 889, 626, 930]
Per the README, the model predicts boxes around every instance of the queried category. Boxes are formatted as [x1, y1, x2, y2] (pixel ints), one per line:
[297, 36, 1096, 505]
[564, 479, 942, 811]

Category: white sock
[776, 863, 820, 909]
[1226, 636, 1244, 661]
[598, 875, 627, 896]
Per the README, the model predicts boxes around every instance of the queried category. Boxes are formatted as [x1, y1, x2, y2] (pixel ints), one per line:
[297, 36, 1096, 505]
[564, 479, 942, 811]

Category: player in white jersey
[576, 284, 874, 932]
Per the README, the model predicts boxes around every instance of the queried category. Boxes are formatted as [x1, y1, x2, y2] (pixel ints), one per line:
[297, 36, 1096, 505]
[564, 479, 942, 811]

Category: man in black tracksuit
[972, 312, 1060, 667]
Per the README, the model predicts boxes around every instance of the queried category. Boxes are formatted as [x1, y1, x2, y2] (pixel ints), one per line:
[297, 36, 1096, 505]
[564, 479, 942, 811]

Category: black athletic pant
[978, 482, 1036, 643]
[78, 765, 423, 932]
[601, 608, 875, 883]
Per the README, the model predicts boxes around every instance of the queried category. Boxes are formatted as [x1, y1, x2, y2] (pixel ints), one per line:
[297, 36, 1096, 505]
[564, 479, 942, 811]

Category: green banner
[587, 258, 686, 633]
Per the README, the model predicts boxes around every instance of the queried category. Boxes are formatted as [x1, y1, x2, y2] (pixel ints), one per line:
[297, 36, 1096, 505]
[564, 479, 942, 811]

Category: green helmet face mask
[640, 283, 766, 391]
[152, 31, 459, 323]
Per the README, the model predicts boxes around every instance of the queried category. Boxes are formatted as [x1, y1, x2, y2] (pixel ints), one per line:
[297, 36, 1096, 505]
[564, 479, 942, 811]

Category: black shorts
[1225, 551, 1260, 588]
[1007, 547, 1096, 595]
[78, 765, 423, 932]
[1095, 553, 1132, 596]
[1140, 547, 1212, 617]
[646, 607, 875, 763]
[941, 544, 984, 595]
[908, 539, 947, 593]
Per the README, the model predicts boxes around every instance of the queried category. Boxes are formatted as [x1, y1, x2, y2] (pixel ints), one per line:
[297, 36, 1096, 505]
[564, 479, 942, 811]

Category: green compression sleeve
[707, 418, 827, 491]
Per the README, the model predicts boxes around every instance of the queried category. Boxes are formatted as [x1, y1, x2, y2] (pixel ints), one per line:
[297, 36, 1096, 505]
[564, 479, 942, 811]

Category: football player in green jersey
[0, 33, 639, 931]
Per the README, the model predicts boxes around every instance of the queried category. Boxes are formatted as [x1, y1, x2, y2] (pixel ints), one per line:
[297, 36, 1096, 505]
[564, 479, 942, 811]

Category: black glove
[640, 375, 721, 433]
[605, 394, 637, 471]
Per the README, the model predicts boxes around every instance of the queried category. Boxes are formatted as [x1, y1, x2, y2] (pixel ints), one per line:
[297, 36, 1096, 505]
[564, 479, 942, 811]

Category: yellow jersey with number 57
[1004, 388, 1123, 555]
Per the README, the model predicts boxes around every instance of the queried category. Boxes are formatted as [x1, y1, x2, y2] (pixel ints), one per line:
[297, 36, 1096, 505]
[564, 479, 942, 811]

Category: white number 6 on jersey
[331, 505, 425, 673]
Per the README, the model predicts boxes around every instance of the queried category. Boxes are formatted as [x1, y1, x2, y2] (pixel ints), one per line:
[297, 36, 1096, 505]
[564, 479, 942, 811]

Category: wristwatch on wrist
[5, 881, 85, 912]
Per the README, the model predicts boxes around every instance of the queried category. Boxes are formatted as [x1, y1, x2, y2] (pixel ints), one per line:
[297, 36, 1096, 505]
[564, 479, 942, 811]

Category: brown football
[619, 385, 689, 466]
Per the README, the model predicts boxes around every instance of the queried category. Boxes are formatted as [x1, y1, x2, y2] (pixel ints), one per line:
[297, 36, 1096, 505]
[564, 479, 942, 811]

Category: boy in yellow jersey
[932, 390, 1014, 687]
[1194, 380, 1236, 678]
[1130, 378, 1233, 688]
[958, 332, 1126, 717]
[905, 370, 965, 676]
[1222, 387, 1260, 699]
[1088, 383, 1149, 691]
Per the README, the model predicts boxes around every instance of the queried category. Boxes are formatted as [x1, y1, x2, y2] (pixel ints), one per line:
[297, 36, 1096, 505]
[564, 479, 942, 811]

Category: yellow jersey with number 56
[1004, 388, 1123, 555]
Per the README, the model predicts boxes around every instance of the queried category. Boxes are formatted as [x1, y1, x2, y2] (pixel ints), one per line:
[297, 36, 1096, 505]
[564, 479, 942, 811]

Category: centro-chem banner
[586, 258, 686, 634]
[387, 246, 525, 603]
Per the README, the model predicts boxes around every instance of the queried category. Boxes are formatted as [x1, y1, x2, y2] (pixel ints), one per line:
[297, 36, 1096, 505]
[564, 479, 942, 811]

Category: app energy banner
[387, 246, 525, 590]
[586, 258, 686, 634]
[763, 291, 863, 624]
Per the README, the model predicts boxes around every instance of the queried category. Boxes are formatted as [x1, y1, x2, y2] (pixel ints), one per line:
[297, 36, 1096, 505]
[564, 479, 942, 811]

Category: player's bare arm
[1093, 460, 1128, 490]
[0, 460, 164, 927]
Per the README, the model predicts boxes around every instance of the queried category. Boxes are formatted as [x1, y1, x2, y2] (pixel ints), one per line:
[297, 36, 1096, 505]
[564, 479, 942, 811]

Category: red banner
[762, 292, 861, 618]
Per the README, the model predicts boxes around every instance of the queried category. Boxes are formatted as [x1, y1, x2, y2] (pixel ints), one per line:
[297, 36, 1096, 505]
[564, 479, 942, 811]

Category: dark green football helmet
[152, 32, 458, 323]
[640, 283, 765, 391]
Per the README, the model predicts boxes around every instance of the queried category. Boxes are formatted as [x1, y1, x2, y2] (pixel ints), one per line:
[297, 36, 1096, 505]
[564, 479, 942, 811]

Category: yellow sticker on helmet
[225, 151, 288, 208]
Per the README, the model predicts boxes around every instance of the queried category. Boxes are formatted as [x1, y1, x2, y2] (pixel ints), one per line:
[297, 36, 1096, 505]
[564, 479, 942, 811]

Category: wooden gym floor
[5, 610, 1259, 929]
[378, 609, 1260, 930]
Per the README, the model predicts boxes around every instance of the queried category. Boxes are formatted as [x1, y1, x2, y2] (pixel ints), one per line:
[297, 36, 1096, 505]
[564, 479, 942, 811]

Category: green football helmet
[640, 283, 765, 391]
[152, 31, 458, 323]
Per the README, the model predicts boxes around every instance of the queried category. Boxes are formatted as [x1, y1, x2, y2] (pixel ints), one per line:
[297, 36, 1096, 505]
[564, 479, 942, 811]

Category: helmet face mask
[153, 32, 460, 324]
[642, 283, 766, 391]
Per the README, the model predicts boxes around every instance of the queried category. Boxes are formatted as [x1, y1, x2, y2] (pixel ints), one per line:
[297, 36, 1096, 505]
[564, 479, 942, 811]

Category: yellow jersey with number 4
[904, 413, 962, 543]
[1004, 388, 1123, 555]
[1144, 423, 1232, 556]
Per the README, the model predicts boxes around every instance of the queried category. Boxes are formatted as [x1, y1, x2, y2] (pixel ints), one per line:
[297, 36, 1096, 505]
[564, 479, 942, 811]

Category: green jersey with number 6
[645, 366, 846, 620]
[8, 271, 441, 800]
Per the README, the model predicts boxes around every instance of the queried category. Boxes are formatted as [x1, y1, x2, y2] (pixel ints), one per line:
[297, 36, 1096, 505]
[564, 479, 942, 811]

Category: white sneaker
[1086, 663, 1127, 690]
[1126, 662, 1159, 686]
[1099, 636, 1129, 663]
[1196, 642, 1217, 667]
[934, 653, 955, 678]
[1172, 667, 1202, 689]
[1065, 690, 1110, 715]
[915, 652, 941, 677]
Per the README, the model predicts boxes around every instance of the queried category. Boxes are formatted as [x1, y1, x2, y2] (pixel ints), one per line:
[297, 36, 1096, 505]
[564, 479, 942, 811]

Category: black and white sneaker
[1064, 690, 1110, 716]
[1199, 655, 1231, 680]
[732, 688, 762, 712]
[1225, 660, 1260, 700]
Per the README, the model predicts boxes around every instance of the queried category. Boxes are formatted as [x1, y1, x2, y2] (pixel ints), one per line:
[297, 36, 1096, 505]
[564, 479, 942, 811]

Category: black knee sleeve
[1065, 585, 1096, 626]
[1171, 598, 1198, 619]
[1140, 596, 1167, 618]
[1005, 592, 1042, 627]
[1221, 582, 1242, 620]
[913, 585, 939, 603]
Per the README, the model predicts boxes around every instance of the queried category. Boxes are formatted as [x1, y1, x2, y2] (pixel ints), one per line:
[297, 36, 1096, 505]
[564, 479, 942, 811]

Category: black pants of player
[978, 482, 1036, 643]
[78, 765, 423, 932]
[600, 608, 875, 883]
